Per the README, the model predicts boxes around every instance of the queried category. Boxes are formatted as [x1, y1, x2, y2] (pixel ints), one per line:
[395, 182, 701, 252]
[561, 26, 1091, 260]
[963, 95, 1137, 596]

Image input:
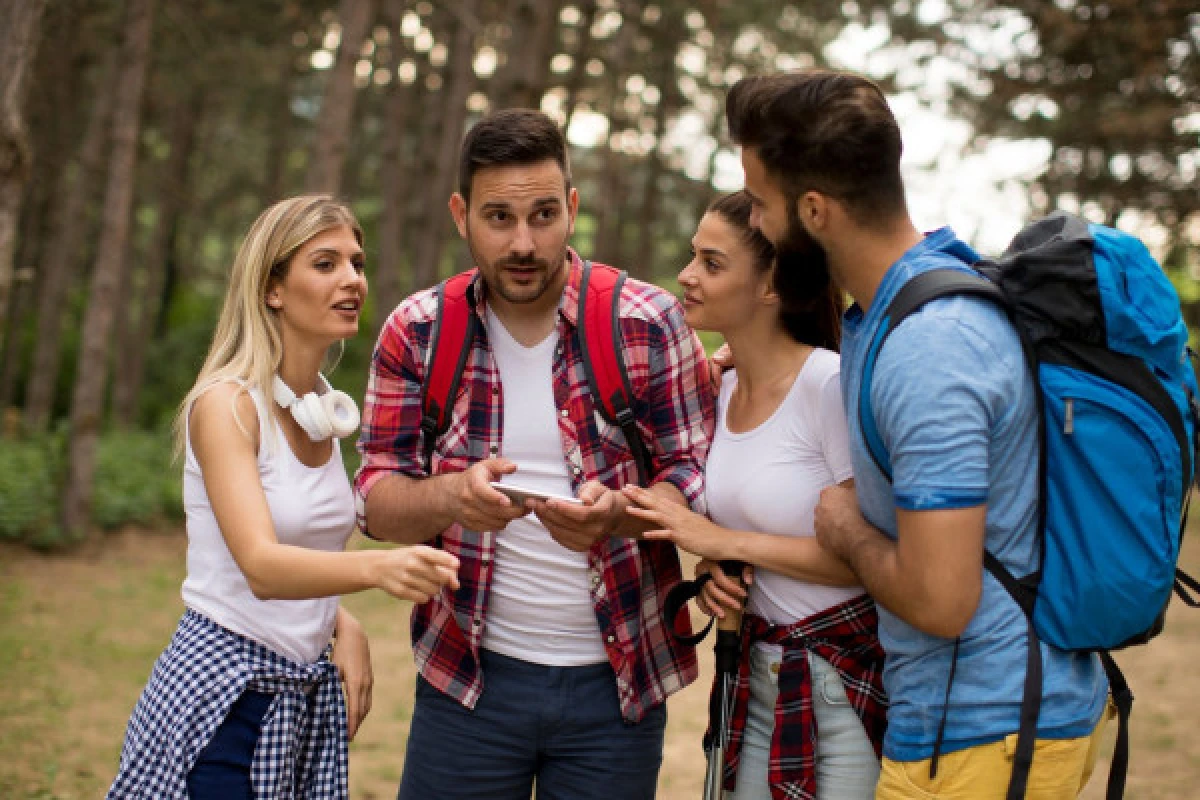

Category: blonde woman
[108, 195, 460, 800]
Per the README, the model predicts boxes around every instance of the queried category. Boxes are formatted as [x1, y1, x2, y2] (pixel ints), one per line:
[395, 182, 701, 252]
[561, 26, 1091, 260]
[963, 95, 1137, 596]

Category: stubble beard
[466, 224, 570, 307]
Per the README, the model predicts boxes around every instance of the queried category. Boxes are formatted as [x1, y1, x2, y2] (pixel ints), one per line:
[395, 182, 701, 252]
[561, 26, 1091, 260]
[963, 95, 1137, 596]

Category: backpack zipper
[1064, 398, 1075, 434]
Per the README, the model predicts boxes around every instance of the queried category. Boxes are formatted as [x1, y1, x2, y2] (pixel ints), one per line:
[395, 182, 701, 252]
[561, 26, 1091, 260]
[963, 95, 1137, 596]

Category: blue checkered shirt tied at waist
[108, 609, 349, 799]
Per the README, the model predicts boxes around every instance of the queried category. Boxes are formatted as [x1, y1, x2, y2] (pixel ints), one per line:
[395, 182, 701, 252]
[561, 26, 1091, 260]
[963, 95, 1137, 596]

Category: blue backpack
[860, 212, 1200, 800]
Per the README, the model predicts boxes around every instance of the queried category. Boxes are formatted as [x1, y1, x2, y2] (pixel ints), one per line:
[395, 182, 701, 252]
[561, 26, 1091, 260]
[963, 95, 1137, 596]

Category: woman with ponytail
[109, 195, 460, 800]
[623, 191, 886, 799]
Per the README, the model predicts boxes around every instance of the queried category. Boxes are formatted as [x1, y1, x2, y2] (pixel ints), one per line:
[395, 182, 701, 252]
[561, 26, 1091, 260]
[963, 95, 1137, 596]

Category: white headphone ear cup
[294, 392, 333, 441]
[320, 390, 360, 438]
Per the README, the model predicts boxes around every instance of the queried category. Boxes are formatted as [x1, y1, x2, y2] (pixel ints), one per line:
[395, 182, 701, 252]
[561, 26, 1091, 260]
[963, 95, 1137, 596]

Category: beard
[771, 206, 833, 313]
[465, 224, 570, 307]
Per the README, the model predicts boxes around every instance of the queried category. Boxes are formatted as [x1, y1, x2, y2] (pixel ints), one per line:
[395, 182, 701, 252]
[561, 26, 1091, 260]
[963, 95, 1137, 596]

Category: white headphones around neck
[272, 374, 360, 441]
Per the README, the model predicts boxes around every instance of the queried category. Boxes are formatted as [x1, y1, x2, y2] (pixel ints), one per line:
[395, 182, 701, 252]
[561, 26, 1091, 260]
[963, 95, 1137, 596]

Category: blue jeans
[728, 647, 880, 800]
[186, 690, 274, 799]
[398, 649, 667, 799]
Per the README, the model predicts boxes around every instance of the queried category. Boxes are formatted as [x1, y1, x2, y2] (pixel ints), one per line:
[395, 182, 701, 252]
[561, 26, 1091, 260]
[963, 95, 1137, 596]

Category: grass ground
[0, 528, 1197, 799]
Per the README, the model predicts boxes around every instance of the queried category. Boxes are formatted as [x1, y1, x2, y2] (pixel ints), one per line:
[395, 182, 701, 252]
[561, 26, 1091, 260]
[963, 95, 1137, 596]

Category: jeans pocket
[819, 670, 851, 706]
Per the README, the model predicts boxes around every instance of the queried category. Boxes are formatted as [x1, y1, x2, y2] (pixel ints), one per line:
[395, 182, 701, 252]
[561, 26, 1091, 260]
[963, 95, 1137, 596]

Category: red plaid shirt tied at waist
[354, 250, 716, 723]
[721, 592, 888, 800]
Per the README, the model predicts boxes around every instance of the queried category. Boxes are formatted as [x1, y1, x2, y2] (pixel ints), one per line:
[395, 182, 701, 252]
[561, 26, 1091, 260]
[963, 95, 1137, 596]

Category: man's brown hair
[457, 108, 572, 203]
[725, 70, 908, 224]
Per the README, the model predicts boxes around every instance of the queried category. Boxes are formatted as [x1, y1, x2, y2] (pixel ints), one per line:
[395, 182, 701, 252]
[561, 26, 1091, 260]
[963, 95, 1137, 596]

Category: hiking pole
[702, 560, 746, 800]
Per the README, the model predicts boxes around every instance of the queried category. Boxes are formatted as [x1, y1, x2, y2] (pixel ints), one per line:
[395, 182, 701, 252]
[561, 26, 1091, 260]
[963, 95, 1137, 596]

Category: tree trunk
[374, 0, 416, 332]
[562, 0, 599, 132]
[112, 86, 200, 427]
[0, 0, 49, 347]
[24, 54, 117, 432]
[264, 53, 299, 202]
[411, 0, 479, 289]
[494, 0, 558, 109]
[62, 0, 156, 537]
[305, 0, 377, 194]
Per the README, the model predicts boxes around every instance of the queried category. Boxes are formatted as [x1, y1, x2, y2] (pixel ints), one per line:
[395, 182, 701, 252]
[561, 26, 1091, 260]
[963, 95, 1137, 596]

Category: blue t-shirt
[841, 227, 1108, 762]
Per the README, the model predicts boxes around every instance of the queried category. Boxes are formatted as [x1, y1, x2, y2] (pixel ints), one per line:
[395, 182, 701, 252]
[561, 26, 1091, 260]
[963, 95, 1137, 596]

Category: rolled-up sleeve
[353, 303, 429, 536]
[641, 295, 716, 512]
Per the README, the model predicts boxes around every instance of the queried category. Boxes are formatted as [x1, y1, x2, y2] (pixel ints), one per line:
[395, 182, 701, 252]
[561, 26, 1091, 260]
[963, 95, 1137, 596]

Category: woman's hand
[369, 545, 461, 603]
[695, 558, 752, 620]
[331, 607, 373, 741]
[622, 485, 734, 562]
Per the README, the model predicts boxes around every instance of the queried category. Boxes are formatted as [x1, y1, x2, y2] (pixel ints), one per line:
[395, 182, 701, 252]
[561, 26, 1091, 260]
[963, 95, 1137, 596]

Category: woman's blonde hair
[174, 194, 363, 456]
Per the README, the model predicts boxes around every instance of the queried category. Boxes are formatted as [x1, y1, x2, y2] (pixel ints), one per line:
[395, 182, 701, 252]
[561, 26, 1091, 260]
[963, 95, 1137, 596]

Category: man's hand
[533, 480, 622, 553]
[814, 484, 869, 563]
[710, 342, 732, 389]
[453, 458, 529, 532]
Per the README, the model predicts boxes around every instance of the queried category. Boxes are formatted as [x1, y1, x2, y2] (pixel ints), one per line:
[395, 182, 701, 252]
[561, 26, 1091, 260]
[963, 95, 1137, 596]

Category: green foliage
[0, 428, 182, 548]
[0, 433, 63, 544]
[92, 430, 183, 530]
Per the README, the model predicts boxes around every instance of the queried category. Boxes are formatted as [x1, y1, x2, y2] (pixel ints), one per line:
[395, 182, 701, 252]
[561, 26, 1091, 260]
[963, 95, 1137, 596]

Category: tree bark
[411, 0, 479, 289]
[24, 54, 117, 432]
[112, 86, 200, 427]
[0, 0, 49, 348]
[374, 0, 416, 332]
[62, 0, 156, 537]
[494, 0, 558, 109]
[264, 52, 299, 203]
[562, 0, 599, 132]
[305, 0, 377, 194]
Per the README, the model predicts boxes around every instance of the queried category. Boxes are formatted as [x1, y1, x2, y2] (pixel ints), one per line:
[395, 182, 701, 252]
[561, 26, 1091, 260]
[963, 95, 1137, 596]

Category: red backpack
[419, 261, 652, 486]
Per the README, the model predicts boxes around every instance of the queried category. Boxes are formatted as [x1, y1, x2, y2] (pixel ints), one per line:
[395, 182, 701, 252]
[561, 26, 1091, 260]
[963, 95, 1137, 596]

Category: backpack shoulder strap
[860, 268, 1006, 480]
[577, 260, 652, 486]
[420, 270, 479, 475]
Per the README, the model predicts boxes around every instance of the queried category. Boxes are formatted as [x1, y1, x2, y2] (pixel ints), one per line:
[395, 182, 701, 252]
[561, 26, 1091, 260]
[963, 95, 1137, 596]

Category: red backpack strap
[577, 261, 652, 486]
[420, 270, 479, 474]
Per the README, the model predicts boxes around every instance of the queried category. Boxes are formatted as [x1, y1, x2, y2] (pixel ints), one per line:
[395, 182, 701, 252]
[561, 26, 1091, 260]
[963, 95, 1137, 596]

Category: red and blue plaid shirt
[354, 250, 716, 723]
[721, 593, 887, 800]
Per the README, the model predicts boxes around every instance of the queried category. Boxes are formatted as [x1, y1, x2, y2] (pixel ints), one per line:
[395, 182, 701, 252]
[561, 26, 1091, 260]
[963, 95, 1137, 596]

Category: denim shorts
[727, 645, 880, 800]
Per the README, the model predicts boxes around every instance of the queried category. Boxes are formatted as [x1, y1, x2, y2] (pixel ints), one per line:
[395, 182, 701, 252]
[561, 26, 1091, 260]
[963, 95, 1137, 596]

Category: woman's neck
[724, 323, 813, 396]
[276, 336, 327, 396]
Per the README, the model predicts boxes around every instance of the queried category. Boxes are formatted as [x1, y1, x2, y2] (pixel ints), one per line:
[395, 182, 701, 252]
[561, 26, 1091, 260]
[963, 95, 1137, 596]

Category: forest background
[2, 1, 1200, 797]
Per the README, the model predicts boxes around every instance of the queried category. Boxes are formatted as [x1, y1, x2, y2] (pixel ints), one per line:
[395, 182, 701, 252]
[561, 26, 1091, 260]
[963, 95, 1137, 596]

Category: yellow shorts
[875, 700, 1116, 800]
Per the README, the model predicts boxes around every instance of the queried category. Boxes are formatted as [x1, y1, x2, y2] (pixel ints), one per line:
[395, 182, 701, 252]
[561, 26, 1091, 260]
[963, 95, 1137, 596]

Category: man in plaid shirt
[354, 109, 715, 799]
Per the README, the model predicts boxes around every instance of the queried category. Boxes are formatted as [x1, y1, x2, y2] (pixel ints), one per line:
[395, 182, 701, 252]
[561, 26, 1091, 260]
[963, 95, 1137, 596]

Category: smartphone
[489, 481, 583, 506]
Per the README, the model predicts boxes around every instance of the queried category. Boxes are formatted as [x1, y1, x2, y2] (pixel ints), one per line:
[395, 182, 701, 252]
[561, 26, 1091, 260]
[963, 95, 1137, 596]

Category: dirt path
[1, 529, 1196, 798]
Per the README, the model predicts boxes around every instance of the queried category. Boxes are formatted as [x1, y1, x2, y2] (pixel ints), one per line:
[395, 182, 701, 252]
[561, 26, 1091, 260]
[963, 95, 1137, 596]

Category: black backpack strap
[984, 552, 1044, 800]
[860, 269, 1006, 479]
[420, 272, 479, 475]
[1097, 652, 1133, 800]
[577, 260, 652, 487]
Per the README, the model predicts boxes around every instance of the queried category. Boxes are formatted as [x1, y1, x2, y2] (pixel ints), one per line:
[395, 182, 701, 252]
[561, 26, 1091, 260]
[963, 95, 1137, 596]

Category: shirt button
[473, 617, 483, 628]
[590, 573, 602, 589]
[560, 408, 569, 418]
[489, 444, 499, 455]
[491, 386, 499, 396]
[606, 634, 616, 644]
[769, 662, 781, 675]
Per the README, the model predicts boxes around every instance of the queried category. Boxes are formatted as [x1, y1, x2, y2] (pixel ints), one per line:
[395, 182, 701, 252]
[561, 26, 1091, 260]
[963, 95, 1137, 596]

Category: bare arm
[623, 481, 858, 587]
[191, 384, 459, 601]
[814, 484, 984, 638]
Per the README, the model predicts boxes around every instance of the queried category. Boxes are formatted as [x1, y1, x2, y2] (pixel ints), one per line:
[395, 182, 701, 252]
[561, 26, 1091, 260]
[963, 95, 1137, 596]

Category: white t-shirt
[181, 384, 354, 664]
[480, 308, 607, 666]
[704, 348, 861, 628]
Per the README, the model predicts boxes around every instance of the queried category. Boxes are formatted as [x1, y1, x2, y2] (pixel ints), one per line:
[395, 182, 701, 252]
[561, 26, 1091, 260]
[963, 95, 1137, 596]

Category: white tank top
[705, 349, 862, 627]
[180, 382, 355, 664]
[480, 308, 607, 665]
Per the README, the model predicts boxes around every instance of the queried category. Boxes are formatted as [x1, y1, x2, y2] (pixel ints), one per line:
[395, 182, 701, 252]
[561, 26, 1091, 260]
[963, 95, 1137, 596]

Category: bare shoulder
[189, 381, 261, 456]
